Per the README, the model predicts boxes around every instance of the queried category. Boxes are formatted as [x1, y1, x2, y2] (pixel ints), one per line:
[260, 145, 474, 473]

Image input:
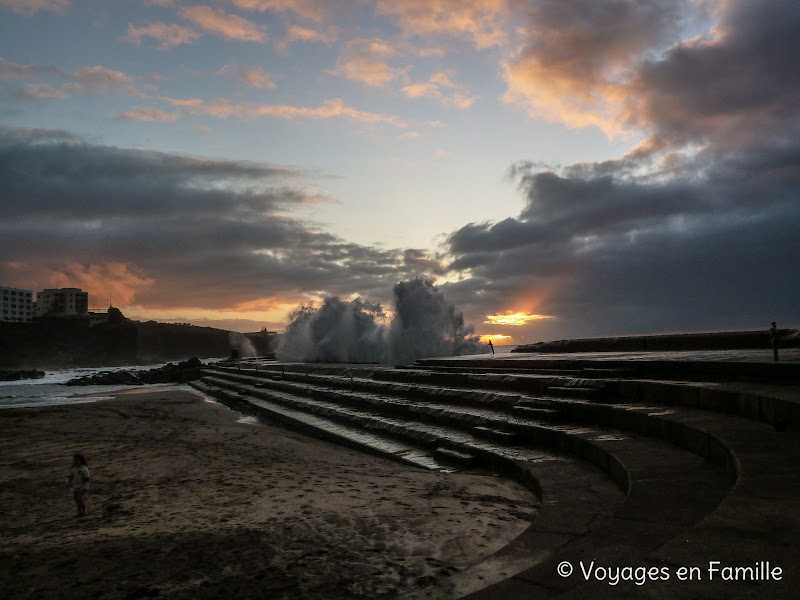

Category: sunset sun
[484, 313, 552, 326]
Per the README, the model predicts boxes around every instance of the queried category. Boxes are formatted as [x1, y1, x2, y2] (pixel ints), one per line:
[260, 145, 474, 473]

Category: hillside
[0, 312, 276, 368]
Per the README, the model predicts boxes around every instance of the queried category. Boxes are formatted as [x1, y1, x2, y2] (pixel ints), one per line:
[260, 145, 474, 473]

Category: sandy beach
[0, 387, 538, 600]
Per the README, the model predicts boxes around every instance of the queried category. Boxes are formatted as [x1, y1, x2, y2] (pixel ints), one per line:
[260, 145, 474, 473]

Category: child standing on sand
[66, 453, 90, 517]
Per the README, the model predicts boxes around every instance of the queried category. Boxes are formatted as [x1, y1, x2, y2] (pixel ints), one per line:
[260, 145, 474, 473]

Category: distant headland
[0, 307, 276, 369]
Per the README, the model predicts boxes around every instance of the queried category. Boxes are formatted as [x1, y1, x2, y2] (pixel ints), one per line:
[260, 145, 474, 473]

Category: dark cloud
[443, 135, 800, 339]
[442, 0, 800, 340]
[0, 131, 305, 219]
[629, 0, 800, 153]
[0, 127, 443, 313]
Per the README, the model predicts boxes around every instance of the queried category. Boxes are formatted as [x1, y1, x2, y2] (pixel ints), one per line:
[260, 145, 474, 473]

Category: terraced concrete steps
[192, 368, 636, 592]
[215, 364, 594, 411]
[197, 367, 738, 492]
[194, 365, 733, 524]
[202, 367, 752, 473]
[191, 360, 800, 599]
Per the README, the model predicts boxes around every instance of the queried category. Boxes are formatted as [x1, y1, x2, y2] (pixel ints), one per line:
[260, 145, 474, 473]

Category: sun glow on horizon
[484, 312, 552, 326]
[479, 334, 512, 343]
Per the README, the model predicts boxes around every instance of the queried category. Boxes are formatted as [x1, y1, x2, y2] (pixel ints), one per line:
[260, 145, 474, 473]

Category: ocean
[0, 364, 176, 410]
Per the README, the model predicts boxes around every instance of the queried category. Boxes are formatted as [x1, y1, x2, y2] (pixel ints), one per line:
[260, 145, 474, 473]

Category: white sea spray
[228, 331, 257, 357]
[277, 278, 483, 365]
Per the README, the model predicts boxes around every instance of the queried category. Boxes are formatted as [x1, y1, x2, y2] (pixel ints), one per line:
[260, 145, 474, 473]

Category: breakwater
[513, 328, 799, 353]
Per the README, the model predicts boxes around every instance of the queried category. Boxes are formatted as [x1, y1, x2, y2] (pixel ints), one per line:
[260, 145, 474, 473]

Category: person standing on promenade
[66, 453, 90, 517]
[488, 339, 495, 355]
[770, 322, 779, 361]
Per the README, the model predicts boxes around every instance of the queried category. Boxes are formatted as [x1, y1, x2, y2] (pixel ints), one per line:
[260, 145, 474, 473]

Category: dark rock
[184, 356, 202, 368]
[0, 369, 46, 382]
[64, 357, 206, 386]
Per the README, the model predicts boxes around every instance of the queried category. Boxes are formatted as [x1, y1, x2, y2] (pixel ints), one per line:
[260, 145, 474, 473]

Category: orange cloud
[125, 296, 302, 330]
[21, 82, 68, 99]
[33, 262, 154, 308]
[499, 1, 697, 138]
[179, 5, 266, 43]
[375, 0, 511, 50]
[276, 23, 338, 53]
[230, 0, 334, 23]
[118, 107, 180, 122]
[124, 22, 201, 49]
[0, 58, 37, 80]
[218, 62, 276, 89]
[402, 70, 476, 108]
[69, 65, 144, 96]
[502, 53, 628, 138]
[160, 96, 205, 108]
[0, 0, 68, 15]
[327, 38, 410, 88]
[169, 96, 407, 127]
[231, 297, 285, 312]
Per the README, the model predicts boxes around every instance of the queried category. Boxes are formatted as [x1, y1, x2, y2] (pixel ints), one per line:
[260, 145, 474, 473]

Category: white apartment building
[36, 288, 89, 317]
[0, 286, 34, 322]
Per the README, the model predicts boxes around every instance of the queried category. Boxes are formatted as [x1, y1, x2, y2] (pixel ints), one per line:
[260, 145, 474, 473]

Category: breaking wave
[277, 278, 483, 365]
[228, 332, 257, 357]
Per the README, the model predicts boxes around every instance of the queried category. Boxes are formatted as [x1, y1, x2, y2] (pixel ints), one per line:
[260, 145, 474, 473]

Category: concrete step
[545, 385, 604, 401]
[433, 446, 478, 467]
[511, 405, 562, 422]
[402, 364, 587, 377]
[580, 367, 633, 377]
[472, 426, 520, 444]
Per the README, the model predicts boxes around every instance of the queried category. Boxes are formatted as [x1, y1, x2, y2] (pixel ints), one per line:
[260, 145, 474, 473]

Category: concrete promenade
[194, 349, 800, 599]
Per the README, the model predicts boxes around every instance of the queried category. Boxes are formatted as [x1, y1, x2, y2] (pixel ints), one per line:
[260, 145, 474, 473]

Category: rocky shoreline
[63, 357, 205, 386]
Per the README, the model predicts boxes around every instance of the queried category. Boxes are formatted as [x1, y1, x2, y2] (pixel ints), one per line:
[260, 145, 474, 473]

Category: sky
[1, 0, 798, 344]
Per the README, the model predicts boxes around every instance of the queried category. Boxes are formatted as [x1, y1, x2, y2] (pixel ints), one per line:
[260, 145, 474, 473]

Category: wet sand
[0, 388, 538, 600]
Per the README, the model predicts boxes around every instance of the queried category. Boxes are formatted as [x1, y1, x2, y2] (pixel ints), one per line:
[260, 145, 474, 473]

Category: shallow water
[0, 364, 175, 409]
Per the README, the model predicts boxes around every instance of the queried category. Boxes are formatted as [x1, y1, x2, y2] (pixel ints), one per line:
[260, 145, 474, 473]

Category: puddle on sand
[203, 396, 261, 426]
[237, 415, 261, 426]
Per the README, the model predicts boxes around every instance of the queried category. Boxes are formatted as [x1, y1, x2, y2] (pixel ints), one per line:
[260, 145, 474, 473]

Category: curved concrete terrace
[192, 350, 800, 599]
